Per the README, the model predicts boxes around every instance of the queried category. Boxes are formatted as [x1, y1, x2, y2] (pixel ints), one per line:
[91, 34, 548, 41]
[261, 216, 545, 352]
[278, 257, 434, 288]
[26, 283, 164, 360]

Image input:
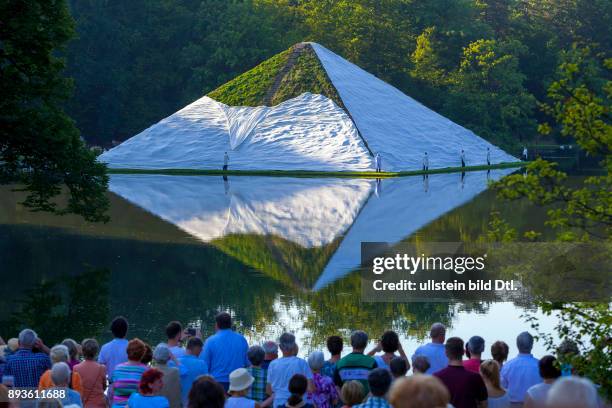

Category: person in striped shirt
[111, 338, 148, 407]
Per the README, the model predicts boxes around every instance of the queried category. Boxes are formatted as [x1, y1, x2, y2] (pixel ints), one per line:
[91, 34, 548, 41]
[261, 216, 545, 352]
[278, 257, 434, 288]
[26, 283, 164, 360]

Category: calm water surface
[1, 170, 561, 358]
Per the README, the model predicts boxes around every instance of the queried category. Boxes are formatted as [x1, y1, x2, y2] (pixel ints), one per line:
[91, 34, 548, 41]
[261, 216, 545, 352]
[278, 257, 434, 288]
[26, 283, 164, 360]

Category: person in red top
[463, 336, 485, 373]
[433, 337, 488, 408]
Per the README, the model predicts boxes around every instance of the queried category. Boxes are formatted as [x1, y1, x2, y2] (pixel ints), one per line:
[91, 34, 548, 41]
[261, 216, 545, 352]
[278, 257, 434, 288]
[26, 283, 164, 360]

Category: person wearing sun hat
[226, 368, 259, 408]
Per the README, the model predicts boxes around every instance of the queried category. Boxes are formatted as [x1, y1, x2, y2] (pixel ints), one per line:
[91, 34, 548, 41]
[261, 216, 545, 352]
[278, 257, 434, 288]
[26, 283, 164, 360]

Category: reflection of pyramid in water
[100, 43, 518, 171]
[109, 170, 514, 290]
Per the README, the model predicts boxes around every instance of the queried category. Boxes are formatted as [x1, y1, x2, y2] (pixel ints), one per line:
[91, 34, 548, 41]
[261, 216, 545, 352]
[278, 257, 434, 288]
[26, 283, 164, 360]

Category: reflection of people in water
[423, 152, 429, 172]
[223, 175, 230, 195]
[423, 174, 429, 193]
[223, 151, 229, 171]
[487, 168, 491, 181]
[461, 149, 466, 168]
[486, 147, 491, 166]
[375, 153, 382, 172]
[374, 178, 382, 197]
[461, 171, 465, 189]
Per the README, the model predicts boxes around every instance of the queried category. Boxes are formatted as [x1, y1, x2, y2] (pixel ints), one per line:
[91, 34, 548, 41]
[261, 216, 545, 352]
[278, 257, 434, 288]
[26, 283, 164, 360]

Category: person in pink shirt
[74, 338, 108, 408]
[464, 336, 485, 373]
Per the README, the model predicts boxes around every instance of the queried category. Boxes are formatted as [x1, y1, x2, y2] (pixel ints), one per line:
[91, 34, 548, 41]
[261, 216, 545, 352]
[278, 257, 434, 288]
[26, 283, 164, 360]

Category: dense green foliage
[0, 0, 109, 222]
[62, 0, 611, 149]
[493, 45, 611, 399]
[208, 49, 290, 106]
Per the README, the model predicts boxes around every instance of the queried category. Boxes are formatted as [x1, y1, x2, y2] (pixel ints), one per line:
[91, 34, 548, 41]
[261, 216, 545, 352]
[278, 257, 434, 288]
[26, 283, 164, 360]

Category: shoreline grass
[107, 161, 526, 178]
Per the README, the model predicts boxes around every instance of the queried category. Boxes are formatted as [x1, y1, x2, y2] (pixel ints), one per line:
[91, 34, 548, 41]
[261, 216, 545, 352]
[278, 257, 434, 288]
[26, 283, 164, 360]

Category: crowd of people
[0, 313, 604, 408]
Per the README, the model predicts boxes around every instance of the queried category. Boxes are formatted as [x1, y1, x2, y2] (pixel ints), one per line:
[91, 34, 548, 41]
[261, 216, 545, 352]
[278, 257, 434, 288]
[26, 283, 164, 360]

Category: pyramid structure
[100, 43, 517, 171]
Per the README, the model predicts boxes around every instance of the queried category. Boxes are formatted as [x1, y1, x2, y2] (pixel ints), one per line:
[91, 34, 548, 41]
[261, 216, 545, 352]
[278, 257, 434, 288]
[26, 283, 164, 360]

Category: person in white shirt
[423, 152, 429, 172]
[500, 332, 542, 405]
[522, 146, 528, 161]
[460, 150, 466, 168]
[524, 355, 560, 408]
[98, 316, 129, 379]
[226, 368, 257, 408]
[223, 152, 229, 171]
[375, 153, 382, 172]
[266, 333, 313, 408]
[411, 323, 448, 374]
[486, 147, 491, 166]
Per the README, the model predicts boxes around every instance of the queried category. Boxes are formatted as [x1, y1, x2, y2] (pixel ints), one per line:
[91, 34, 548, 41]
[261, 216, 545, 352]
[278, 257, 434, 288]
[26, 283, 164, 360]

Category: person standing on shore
[461, 149, 466, 168]
[486, 147, 491, 166]
[522, 146, 528, 161]
[375, 153, 382, 172]
[223, 152, 229, 171]
[423, 152, 429, 172]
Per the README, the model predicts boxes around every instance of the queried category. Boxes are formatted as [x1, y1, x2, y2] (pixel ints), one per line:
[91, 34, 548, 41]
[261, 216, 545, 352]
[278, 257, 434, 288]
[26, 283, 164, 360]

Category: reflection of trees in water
[1, 268, 110, 345]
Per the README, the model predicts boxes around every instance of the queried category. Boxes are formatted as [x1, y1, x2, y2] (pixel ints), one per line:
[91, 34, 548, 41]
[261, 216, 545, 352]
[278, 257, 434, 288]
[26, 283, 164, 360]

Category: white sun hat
[229, 368, 254, 392]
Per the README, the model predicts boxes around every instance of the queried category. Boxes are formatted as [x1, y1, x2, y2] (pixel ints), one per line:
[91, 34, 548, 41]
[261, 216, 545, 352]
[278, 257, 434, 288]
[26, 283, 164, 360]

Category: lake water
[0, 170, 561, 359]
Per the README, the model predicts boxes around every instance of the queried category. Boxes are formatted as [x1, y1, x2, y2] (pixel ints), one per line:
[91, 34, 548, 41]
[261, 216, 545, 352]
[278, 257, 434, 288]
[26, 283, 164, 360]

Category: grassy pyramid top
[208, 43, 345, 109]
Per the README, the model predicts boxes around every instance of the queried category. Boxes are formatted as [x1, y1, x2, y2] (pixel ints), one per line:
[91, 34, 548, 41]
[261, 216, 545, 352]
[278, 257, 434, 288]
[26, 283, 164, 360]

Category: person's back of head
[327, 335, 343, 357]
[126, 338, 147, 362]
[262, 340, 278, 360]
[139, 368, 163, 395]
[444, 337, 464, 361]
[350, 330, 368, 352]
[18, 328, 37, 349]
[287, 374, 308, 406]
[61, 339, 79, 361]
[411, 355, 430, 375]
[141, 342, 153, 365]
[390, 356, 408, 378]
[166, 321, 182, 341]
[389, 375, 450, 408]
[381, 331, 400, 353]
[491, 340, 509, 366]
[539, 355, 561, 380]
[479, 360, 501, 389]
[186, 337, 204, 356]
[247, 345, 265, 367]
[467, 336, 485, 357]
[111, 316, 129, 339]
[517, 331, 534, 354]
[49, 344, 70, 364]
[81, 338, 99, 361]
[368, 368, 392, 397]
[430, 323, 446, 343]
[341, 381, 365, 407]
[215, 312, 232, 330]
[308, 351, 325, 372]
[153, 343, 171, 364]
[279, 333, 297, 355]
[188, 375, 226, 408]
[546, 376, 598, 408]
[51, 362, 71, 387]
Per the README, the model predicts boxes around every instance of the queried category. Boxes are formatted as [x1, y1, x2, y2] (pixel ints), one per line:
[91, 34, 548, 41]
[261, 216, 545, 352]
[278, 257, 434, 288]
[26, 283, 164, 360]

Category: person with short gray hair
[49, 362, 83, 407]
[152, 343, 181, 408]
[546, 376, 599, 408]
[501, 331, 542, 405]
[464, 336, 485, 373]
[266, 333, 313, 407]
[246, 345, 269, 403]
[308, 351, 339, 408]
[74, 338, 108, 408]
[411, 322, 448, 374]
[333, 330, 377, 393]
[39, 344, 84, 394]
[262, 340, 278, 370]
[2, 328, 51, 387]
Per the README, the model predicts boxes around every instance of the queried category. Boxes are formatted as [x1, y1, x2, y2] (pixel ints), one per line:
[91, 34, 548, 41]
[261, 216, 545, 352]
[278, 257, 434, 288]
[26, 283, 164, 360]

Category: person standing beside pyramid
[423, 152, 429, 172]
[487, 147, 491, 166]
[375, 153, 382, 172]
[223, 152, 229, 171]
[461, 150, 466, 168]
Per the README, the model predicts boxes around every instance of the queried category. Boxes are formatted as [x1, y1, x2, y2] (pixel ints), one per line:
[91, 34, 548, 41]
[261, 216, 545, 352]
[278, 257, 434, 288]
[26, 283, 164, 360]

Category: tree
[0, 0, 109, 222]
[493, 44, 611, 399]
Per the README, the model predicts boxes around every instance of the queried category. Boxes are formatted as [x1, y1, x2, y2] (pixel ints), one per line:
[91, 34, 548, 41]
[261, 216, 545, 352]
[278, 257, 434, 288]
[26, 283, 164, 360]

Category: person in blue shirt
[411, 323, 448, 374]
[500, 331, 542, 405]
[179, 337, 208, 405]
[199, 312, 249, 391]
[50, 362, 83, 407]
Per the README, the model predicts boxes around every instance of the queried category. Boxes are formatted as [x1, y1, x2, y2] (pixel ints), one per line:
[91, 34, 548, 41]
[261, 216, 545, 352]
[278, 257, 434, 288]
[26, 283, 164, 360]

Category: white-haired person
[39, 344, 83, 395]
[307, 351, 339, 408]
[261, 341, 278, 370]
[2, 329, 51, 387]
[152, 343, 182, 408]
[49, 362, 83, 407]
[74, 338, 107, 408]
[546, 376, 600, 408]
